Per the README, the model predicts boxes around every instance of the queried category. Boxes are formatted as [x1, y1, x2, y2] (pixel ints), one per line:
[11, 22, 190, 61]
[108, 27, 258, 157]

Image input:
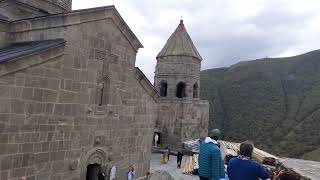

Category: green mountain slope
[200, 50, 320, 160]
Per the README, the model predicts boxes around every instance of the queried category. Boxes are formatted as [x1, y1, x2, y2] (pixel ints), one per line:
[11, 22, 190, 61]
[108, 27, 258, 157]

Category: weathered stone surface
[147, 170, 174, 180]
[0, 2, 155, 180]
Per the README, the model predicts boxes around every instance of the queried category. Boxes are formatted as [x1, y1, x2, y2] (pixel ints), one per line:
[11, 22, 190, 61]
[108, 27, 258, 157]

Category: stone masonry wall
[0, 13, 156, 180]
[156, 99, 209, 149]
[154, 56, 201, 99]
[17, 0, 72, 13]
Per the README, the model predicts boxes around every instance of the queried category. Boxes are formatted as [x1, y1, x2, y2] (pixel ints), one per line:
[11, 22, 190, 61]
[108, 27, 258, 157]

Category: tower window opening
[176, 82, 187, 98]
[193, 83, 199, 98]
[160, 81, 168, 97]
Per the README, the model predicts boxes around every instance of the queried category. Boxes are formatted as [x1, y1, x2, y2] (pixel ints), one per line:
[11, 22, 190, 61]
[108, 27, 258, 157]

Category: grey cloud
[73, 0, 320, 81]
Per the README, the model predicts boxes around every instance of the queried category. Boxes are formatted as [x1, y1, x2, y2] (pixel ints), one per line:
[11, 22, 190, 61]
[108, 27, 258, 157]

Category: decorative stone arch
[193, 83, 199, 98]
[176, 81, 187, 98]
[159, 80, 168, 97]
[80, 148, 109, 180]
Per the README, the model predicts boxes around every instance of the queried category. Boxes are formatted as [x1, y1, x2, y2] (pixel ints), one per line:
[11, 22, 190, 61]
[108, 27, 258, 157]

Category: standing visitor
[109, 165, 116, 180]
[166, 146, 171, 161]
[154, 133, 159, 147]
[127, 165, 136, 180]
[162, 150, 169, 164]
[177, 151, 184, 168]
[227, 141, 269, 180]
[98, 166, 106, 180]
[198, 129, 225, 180]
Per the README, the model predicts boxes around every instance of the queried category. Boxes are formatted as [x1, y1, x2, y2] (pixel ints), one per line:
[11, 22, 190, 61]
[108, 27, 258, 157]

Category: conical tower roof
[157, 20, 202, 60]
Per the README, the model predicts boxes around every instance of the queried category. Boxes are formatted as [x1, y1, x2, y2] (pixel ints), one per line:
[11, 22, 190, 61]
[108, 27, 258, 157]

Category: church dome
[157, 20, 202, 60]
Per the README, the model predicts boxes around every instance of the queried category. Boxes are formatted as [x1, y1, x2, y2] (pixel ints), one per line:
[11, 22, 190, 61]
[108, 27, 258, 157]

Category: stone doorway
[80, 148, 108, 180]
[86, 164, 102, 180]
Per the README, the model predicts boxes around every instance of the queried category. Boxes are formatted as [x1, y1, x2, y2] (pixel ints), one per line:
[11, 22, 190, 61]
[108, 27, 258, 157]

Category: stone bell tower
[155, 20, 209, 148]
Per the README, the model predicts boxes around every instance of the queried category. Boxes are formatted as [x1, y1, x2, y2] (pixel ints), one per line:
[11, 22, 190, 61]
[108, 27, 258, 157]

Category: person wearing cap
[198, 129, 225, 180]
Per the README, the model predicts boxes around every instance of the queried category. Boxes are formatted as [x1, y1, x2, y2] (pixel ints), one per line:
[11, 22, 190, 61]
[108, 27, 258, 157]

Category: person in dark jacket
[166, 146, 171, 161]
[177, 151, 183, 168]
[227, 141, 270, 180]
[198, 129, 225, 180]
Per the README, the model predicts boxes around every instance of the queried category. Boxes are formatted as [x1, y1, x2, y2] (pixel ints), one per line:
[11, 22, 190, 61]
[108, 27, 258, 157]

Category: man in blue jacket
[227, 141, 270, 180]
[198, 129, 225, 180]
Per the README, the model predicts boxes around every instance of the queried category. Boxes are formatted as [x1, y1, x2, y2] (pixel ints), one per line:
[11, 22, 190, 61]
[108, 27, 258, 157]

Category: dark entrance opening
[176, 82, 186, 98]
[86, 164, 102, 180]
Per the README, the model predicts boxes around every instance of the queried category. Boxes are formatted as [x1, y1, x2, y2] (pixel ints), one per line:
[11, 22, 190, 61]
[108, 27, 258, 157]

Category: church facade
[0, 1, 208, 179]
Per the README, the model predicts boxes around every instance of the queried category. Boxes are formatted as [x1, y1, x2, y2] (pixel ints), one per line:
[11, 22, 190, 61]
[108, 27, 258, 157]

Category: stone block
[0, 170, 8, 180]
[12, 154, 23, 168]
[0, 85, 10, 98]
[19, 143, 34, 153]
[43, 89, 58, 102]
[53, 104, 64, 116]
[44, 103, 54, 115]
[39, 125, 55, 132]
[10, 114, 25, 125]
[36, 173, 49, 180]
[49, 151, 65, 161]
[22, 88, 34, 100]
[0, 113, 10, 123]
[44, 78, 60, 90]
[22, 153, 35, 167]
[10, 99, 25, 114]
[9, 167, 26, 179]
[34, 103, 45, 114]
[62, 68, 74, 79]
[44, 68, 60, 79]
[0, 133, 8, 143]
[34, 152, 49, 164]
[58, 90, 76, 103]
[0, 155, 12, 170]
[49, 141, 59, 151]
[0, 99, 10, 113]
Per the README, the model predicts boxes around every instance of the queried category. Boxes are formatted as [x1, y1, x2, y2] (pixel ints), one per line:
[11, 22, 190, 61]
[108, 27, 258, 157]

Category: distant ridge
[200, 49, 320, 161]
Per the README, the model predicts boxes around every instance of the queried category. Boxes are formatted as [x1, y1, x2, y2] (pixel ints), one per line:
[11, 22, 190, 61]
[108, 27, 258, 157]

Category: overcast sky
[73, 0, 320, 81]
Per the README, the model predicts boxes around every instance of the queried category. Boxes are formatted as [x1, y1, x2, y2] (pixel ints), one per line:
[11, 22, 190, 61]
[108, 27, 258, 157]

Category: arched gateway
[80, 148, 109, 180]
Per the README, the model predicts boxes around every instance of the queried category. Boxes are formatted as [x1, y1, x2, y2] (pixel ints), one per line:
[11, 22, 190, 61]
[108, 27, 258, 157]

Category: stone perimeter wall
[0, 10, 156, 180]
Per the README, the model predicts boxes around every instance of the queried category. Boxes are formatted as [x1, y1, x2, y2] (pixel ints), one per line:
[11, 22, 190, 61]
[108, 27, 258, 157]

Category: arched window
[176, 82, 187, 98]
[159, 81, 168, 97]
[193, 83, 199, 98]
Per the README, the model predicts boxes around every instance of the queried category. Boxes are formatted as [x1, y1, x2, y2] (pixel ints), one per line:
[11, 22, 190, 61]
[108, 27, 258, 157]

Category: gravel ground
[150, 153, 199, 180]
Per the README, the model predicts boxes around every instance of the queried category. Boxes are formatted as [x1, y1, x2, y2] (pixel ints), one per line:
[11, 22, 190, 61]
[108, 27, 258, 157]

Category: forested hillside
[200, 50, 320, 161]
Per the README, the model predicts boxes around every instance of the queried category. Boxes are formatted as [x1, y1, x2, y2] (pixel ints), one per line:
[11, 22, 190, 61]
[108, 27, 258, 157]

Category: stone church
[0, 1, 208, 180]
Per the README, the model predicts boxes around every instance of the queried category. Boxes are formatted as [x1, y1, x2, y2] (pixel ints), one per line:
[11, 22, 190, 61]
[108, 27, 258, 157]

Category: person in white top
[109, 165, 116, 180]
[154, 133, 159, 147]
